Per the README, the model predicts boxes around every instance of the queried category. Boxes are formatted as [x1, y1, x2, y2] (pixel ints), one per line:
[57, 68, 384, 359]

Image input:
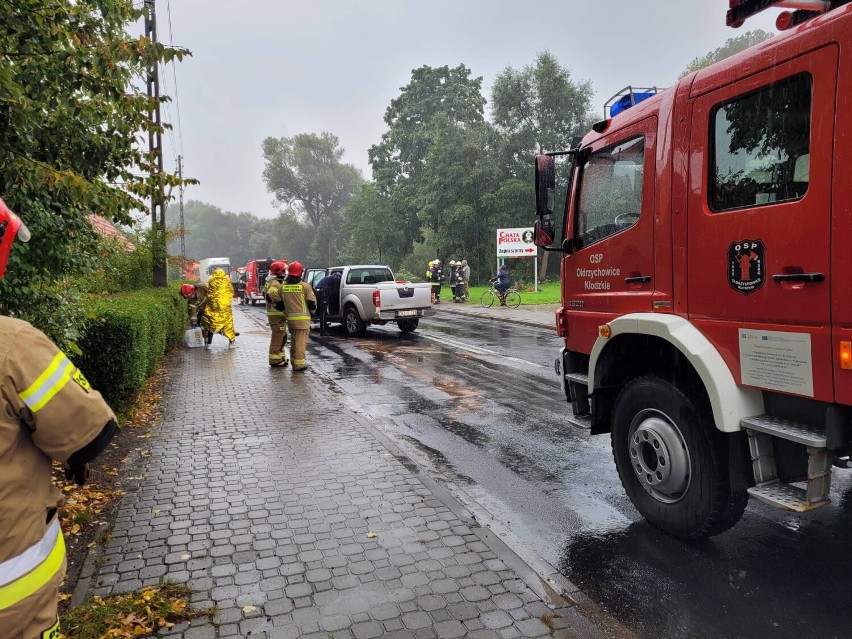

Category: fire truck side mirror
[533, 219, 554, 248]
[535, 155, 556, 218]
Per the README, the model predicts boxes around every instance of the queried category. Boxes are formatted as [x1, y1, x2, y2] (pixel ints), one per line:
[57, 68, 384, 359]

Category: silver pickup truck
[304, 265, 433, 337]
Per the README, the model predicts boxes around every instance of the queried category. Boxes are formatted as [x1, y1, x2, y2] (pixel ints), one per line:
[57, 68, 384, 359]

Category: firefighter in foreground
[180, 282, 208, 332]
[264, 260, 289, 366]
[0, 198, 117, 638]
[280, 261, 316, 371]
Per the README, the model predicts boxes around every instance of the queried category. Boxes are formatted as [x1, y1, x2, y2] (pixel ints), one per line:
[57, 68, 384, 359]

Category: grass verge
[60, 583, 215, 638]
[466, 280, 561, 305]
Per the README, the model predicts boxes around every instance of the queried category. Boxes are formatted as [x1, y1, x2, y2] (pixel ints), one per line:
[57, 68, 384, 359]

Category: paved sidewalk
[85, 308, 609, 638]
[431, 301, 557, 330]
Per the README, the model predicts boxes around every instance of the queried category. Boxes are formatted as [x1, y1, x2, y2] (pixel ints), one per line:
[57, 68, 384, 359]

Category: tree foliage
[341, 183, 406, 265]
[491, 51, 595, 177]
[0, 0, 191, 346]
[262, 132, 363, 230]
[168, 200, 314, 268]
[369, 64, 486, 250]
[680, 30, 773, 78]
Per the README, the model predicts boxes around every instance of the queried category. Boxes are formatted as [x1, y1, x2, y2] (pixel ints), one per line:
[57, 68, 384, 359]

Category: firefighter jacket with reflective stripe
[0, 317, 114, 606]
[264, 278, 286, 317]
[282, 282, 316, 328]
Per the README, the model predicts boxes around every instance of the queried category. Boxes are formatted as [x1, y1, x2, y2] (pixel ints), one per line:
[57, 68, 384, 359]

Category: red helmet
[288, 261, 304, 278]
[0, 198, 31, 279]
[180, 283, 196, 297]
[270, 260, 288, 277]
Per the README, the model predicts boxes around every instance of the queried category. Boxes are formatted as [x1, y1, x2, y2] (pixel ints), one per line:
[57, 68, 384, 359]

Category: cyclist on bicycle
[491, 264, 511, 306]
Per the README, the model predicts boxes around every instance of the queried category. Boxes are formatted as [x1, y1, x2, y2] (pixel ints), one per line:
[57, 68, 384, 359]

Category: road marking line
[420, 333, 547, 369]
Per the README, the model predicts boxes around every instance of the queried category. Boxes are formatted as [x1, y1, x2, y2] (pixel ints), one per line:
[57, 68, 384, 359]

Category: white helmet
[434, 259, 440, 264]
[449, 260, 456, 266]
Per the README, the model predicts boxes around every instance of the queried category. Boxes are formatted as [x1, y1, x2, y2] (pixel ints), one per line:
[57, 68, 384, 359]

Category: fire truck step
[741, 415, 826, 447]
[567, 413, 592, 429]
[564, 372, 589, 386]
[747, 482, 830, 512]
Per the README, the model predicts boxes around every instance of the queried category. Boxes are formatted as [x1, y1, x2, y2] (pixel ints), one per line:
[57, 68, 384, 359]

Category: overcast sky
[158, 1, 778, 218]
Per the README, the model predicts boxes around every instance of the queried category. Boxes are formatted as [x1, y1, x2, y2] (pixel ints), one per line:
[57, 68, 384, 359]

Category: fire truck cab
[534, 1, 852, 538]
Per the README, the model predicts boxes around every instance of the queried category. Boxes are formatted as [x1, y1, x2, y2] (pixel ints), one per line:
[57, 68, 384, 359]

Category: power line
[164, 0, 184, 160]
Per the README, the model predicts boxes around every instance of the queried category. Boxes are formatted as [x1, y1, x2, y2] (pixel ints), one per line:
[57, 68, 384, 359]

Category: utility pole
[145, 0, 167, 287]
[178, 154, 185, 267]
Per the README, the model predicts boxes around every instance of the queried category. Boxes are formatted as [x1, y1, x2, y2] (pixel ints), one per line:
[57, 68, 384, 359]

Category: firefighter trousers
[268, 315, 288, 366]
[4, 555, 65, 639]
[288, 326, 310, 370]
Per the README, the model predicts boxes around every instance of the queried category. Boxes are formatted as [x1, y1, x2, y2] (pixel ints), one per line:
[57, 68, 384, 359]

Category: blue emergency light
[604, 87, 661, 119]
[610, 92, 656, 117]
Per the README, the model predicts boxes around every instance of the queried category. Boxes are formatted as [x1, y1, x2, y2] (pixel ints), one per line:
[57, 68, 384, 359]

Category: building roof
[88, 214, 135, 251]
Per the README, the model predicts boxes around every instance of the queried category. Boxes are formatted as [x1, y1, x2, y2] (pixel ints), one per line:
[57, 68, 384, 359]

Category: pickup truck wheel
[344, 305, 367, 338]
[611, 376, 748, 539]
[398, 318, 419, 333]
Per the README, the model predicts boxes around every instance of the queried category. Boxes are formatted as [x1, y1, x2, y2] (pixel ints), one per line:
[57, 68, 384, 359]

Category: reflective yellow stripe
[281, 285, 303, 293]
[19, 353, 65, 401]
[19, 353, 76, 413]
[0, 532, 65, 611]
[287, 314, 310, 321]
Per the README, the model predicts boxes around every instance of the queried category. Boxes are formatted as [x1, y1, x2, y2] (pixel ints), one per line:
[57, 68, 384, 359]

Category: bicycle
[481, 286, 521, 309]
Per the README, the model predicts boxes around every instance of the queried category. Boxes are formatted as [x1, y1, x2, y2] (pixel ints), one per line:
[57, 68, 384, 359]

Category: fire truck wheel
[343, 305, 367, 338]
[611, 376, 748, 539]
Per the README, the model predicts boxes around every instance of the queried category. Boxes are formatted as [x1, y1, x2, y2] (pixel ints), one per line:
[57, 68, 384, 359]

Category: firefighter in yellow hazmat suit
[201, 269, 238, 345]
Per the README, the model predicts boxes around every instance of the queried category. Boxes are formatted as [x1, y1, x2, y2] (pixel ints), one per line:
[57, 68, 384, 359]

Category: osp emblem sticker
[728, 239, 765, 296]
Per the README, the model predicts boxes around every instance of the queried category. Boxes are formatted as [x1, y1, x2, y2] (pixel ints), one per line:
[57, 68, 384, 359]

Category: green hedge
[73, 287, 185, 412]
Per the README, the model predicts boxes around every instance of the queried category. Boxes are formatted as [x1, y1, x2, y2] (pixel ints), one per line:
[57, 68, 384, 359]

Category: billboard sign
[496, 228, 538, 258]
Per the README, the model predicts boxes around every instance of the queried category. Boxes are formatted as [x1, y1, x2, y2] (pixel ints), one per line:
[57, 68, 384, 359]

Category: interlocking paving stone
[87, 310, 603, 637]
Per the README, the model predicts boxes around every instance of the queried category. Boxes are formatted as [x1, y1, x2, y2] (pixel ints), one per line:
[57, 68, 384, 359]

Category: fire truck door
[564, 117, 657, 354]
[687, 46, 837, 402]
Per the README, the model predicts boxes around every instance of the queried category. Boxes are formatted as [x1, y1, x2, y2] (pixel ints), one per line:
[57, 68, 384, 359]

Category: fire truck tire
[397, 319, 419, 333]
[344, 305, 367, 338]
[611, 376, 748, 539]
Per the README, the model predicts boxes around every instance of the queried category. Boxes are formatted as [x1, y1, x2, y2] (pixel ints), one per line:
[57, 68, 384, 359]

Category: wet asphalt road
[242, 304, 852, 639]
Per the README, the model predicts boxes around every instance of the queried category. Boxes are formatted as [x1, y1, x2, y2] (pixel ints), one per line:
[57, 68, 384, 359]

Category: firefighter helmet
[180, 283, 196, 297]
[0, 198, 31, 279]
[270, 260, 288, 276]
[288, 261, 304, 278]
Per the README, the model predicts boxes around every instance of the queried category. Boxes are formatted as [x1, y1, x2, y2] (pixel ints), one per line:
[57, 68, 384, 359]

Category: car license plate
[397, 310, 417, 317]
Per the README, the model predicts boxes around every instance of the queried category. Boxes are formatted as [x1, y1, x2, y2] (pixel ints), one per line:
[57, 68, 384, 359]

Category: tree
[261, 132, 363, 230]
[167, 200, 314, 267]
[680, 30, 773, 78]
[0, 0, 190, 346]
[415, 117, 500, 279]
[369, 64, 486, 250]
[491, 51, 595, 178]
[490, 51, 594, 279]
[342, 183, 406, 265]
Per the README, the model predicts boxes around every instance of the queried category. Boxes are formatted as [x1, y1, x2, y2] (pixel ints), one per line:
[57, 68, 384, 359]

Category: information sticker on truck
[398, 310, 417, 317]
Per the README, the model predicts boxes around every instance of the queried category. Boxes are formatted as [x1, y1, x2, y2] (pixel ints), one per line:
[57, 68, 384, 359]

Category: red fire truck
[244, 259, 273, 305]
[533, 0, 852, 538]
